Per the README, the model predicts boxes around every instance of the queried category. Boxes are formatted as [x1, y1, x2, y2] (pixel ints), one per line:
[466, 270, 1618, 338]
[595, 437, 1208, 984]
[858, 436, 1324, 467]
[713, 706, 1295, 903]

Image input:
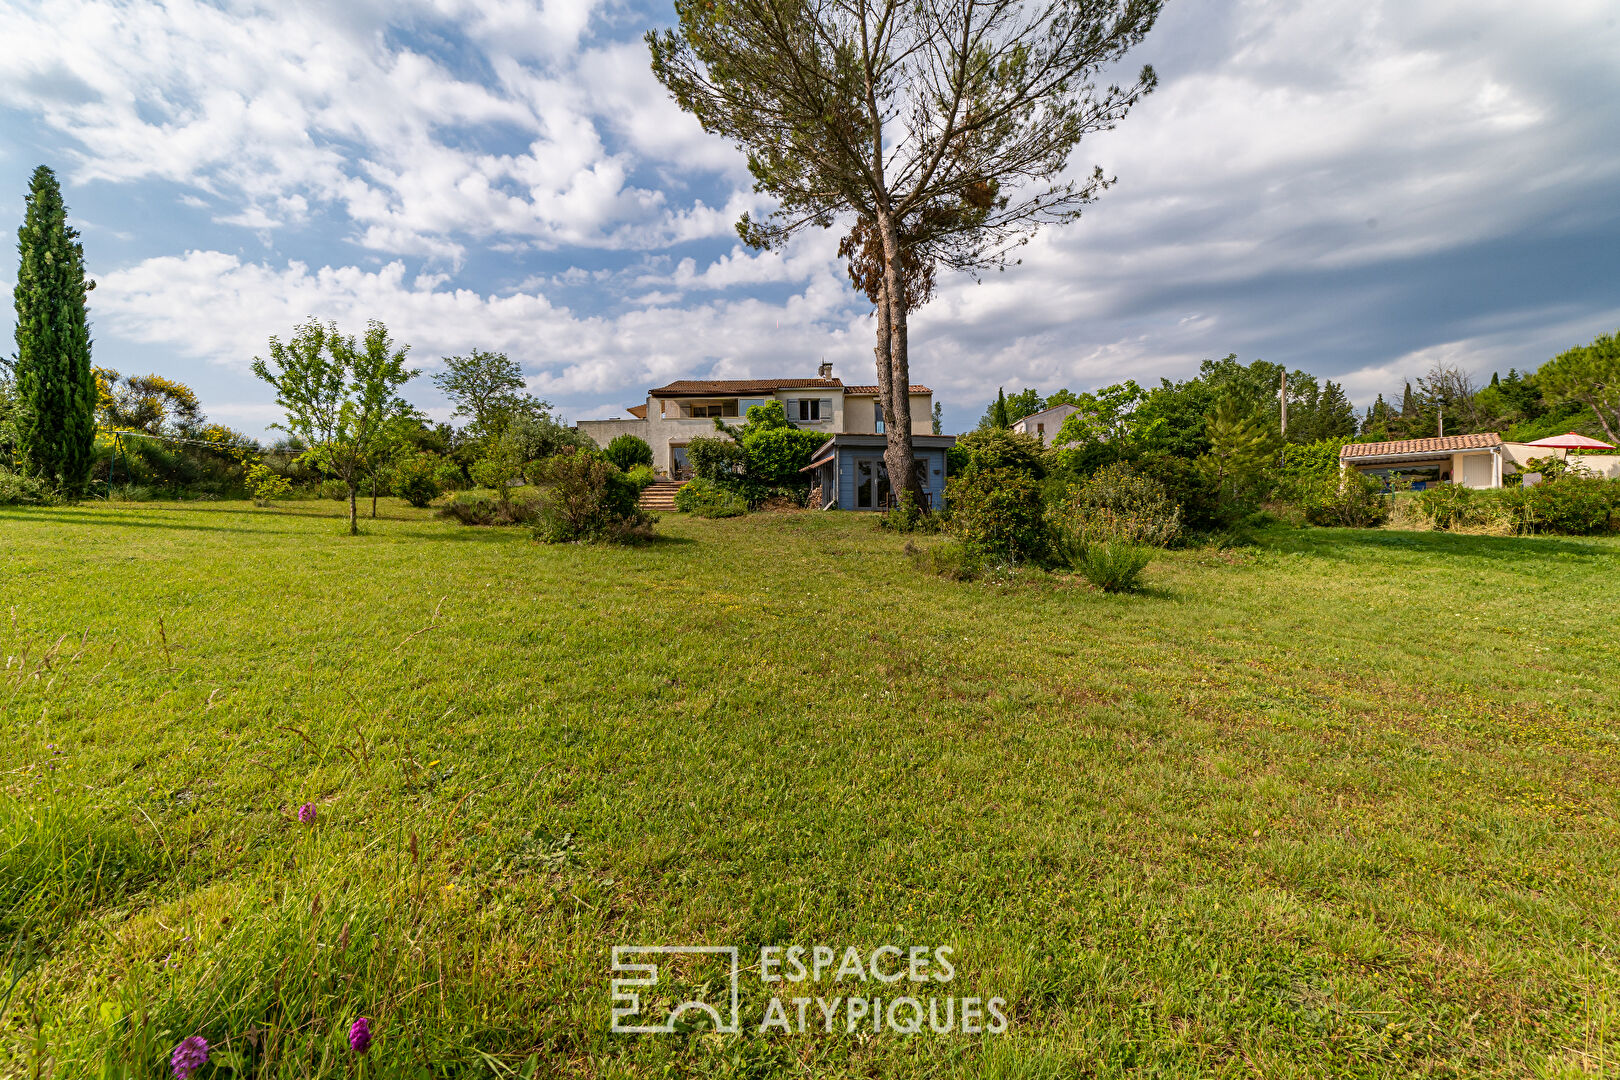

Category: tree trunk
[874, 278, 894, 428]
[347, 485, 358, 535]
[874, 209, 923, 508]
[371, 475, 378, 518]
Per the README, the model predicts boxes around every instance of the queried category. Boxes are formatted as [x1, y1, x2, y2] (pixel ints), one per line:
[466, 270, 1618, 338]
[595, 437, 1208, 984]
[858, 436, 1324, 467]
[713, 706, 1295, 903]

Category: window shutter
[820, 398, 832, 422]
[785, 398, 797, 420]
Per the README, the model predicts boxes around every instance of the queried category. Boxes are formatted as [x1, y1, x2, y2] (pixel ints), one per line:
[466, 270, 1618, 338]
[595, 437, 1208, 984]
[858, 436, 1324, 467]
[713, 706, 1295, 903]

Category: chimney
[818, 360, 833, 379]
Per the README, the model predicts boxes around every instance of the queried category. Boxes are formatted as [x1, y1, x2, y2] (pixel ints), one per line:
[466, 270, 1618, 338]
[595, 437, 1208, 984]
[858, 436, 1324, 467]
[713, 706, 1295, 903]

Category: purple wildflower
[171, 1035, 208, 1079]
[297, 802, 316, 824]
[349, 1016, 373, 1054]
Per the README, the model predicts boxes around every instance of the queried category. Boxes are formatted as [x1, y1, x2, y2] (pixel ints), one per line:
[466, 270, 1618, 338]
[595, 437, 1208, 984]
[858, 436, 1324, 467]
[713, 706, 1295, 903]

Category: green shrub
[906, 539, 984, 581]
[243, 462, 293, 505]
[944, 466, 1047, 562]
[533, 450, 654, 543]
[673, 476, 748, 518]
[604, 433, 654, 472]
[878, 491, 942, 533]
[1414, 484, 1479, 530]
[433, 458, 467, 492]
[1072, 540, 1153, 593]
[317, 478, 348, 501]
[1297, 472, 1390, 527]
[1279, 438, 1351, 482]
[1519, 476, 1618, 535]
[1136, 453, 1225, 533]
[739, 426, 829, 484]
[391, 453, 442, 507]
[1052, 463, 1181, 550]
[947, 428, 1047, 481]
[625, 464, 656, 491]
[1403, 476, 1617, 535]
[0, 467, 57, 506]
[687, 435, 748, 482]
[436, 492, 541, 526]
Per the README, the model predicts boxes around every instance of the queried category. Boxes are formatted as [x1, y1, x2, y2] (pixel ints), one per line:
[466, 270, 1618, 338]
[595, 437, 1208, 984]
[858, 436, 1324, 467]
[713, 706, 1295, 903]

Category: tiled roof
[1340, 432, 1502, 458]
[626, 404, 647, 419]
[842, 384, 932, 395]
[649, 378, 843, 395]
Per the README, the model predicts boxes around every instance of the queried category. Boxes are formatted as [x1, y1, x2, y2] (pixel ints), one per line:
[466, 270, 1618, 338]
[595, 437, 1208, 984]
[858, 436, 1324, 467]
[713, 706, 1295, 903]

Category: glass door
[855, 459, 891, 509]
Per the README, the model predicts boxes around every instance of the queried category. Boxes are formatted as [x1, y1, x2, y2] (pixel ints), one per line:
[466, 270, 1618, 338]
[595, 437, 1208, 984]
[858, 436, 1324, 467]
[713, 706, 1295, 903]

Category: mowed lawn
[2, 500, 1617, 1079]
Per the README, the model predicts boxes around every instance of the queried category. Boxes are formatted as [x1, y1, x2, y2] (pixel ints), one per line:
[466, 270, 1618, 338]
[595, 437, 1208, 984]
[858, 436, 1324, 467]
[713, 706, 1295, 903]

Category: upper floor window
[874, 401, 885, 434]
[798, 399, 822, 421]
[686, 400, 738, 418]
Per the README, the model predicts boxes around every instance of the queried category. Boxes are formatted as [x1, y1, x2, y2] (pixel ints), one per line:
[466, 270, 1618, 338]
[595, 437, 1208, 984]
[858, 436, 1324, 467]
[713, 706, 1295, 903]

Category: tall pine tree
[13, 165, 95, 491]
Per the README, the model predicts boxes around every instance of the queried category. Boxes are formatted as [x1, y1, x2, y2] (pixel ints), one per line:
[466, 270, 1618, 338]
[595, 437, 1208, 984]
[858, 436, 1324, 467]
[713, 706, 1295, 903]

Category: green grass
[1, 499, 1617, 1078]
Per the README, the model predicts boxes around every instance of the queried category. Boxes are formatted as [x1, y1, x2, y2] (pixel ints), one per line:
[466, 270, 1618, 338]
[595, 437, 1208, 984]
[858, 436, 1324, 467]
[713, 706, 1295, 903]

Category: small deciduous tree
[1536, 330, 1620, 444]
[432, 349, 547, 444]
[252, 318, 416, 535]
[13, 165, 96, 491]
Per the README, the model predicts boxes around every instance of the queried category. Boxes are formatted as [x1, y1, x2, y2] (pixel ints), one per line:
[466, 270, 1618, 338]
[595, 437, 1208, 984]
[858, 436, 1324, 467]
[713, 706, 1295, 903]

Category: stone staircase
[639, 479, 686, 512]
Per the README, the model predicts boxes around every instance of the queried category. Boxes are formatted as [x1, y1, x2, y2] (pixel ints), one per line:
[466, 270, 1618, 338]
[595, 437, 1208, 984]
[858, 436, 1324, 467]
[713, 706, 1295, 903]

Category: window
[687, 400, 738, 418]
[797, 398, 821, 422]
[874, 401, 885, 434]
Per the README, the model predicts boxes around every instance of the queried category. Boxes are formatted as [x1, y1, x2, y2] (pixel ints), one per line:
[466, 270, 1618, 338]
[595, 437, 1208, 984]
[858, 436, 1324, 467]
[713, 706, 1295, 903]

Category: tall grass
[1, 500, 1618, 1077]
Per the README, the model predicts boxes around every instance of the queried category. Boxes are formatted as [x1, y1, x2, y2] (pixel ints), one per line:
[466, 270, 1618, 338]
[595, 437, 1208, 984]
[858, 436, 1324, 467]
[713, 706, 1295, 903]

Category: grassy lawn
[2, 500, 1617, 1078]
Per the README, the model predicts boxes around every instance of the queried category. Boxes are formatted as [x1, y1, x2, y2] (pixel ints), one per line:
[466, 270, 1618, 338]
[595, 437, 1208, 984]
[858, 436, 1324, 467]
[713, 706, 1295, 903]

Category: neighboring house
[1010, 402, 1080, 445]
[1338, 432, 1568, 489]
[576, 363, 948, 507]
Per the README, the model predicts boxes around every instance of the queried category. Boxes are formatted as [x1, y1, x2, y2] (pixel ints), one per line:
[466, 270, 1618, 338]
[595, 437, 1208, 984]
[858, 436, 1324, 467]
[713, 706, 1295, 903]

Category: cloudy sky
[2, 0, 1618, 436]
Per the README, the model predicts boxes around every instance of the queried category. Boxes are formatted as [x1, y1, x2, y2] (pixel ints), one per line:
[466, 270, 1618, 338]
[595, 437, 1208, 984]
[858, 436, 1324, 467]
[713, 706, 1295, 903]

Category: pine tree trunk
[874, 209, 922, 508]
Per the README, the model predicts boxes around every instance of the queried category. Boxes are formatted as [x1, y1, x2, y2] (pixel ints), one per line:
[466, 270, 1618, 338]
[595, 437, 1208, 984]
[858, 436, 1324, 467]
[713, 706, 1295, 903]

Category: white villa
[576, 363, 936, 478]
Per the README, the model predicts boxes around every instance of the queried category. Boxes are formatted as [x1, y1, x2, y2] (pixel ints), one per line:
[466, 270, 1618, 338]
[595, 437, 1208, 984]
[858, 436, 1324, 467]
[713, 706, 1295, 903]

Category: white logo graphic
[610, 946, 740, 1033]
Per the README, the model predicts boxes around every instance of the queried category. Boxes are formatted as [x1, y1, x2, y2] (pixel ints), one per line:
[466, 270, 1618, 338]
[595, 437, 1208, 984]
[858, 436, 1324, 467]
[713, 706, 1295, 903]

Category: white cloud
[0, 0, 743, 255]
[6, 0, 1620, 430]
[92, 248, 880, 411]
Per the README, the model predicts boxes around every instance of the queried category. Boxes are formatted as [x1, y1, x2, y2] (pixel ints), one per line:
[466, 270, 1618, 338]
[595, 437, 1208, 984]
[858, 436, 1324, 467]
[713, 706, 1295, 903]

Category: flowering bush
[244, 462, 293, 505]
[673, 476, 748, 518]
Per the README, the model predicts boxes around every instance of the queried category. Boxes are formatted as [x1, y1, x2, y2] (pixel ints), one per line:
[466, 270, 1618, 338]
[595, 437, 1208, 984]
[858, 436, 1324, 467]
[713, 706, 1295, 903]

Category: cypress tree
[13, 165, 96, 491]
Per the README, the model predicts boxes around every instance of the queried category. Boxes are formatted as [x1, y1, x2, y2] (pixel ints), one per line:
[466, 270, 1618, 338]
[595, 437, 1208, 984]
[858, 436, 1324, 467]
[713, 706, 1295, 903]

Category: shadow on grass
[1264, 526, 1615, 562]
[640, 533, 697, 547]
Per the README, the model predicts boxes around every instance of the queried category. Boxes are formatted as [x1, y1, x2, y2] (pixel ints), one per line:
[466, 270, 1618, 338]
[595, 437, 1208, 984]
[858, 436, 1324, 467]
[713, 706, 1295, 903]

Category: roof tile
[1340, 432, 1502, 458]
[648, 377, 843, 395]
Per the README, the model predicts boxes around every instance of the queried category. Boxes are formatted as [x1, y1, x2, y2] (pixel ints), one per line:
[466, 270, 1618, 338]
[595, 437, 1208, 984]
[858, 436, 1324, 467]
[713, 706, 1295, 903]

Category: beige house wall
[1570, 453, 1620, 479]
[580, 388, 936, 474]
[841, 393, 935, 435]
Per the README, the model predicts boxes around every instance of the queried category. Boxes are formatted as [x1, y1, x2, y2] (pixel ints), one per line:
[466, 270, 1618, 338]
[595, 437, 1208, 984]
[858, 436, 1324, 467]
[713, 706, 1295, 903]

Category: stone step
[639, 480, 687, 511]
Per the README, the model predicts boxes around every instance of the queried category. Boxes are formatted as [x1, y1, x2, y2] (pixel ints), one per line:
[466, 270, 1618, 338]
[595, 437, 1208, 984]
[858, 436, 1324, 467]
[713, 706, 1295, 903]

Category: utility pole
[1279, 370, 1288, 439]
[1438, 406, 1444, 438]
